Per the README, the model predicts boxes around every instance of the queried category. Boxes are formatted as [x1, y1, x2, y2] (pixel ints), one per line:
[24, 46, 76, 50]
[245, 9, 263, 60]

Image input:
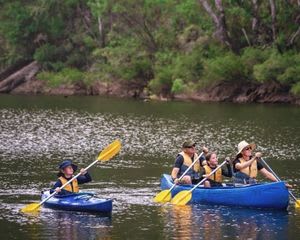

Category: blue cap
[58, 160, 78, 172]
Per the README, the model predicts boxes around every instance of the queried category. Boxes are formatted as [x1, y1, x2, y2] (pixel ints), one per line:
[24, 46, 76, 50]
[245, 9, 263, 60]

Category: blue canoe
[41, 191, 112, 214]
[161, 174, 289, 210]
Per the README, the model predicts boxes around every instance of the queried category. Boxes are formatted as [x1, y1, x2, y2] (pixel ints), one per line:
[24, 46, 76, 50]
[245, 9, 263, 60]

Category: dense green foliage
[1, 0, 300, 95]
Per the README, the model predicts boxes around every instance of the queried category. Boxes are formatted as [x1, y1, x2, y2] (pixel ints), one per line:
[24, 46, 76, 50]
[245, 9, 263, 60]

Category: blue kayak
[161, 174, 289, 210]
[41, 191, 112, 214]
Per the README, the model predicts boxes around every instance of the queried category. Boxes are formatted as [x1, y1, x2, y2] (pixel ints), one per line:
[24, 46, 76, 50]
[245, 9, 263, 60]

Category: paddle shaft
[260, 158, 298, 202]
[38, 159, 99, 207]
[169, 152, 204, 192]
[190, 160, 227, 192]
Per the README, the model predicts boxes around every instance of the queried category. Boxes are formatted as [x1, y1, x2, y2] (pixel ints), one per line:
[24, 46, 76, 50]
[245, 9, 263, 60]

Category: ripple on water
[1, 108, 299, 162]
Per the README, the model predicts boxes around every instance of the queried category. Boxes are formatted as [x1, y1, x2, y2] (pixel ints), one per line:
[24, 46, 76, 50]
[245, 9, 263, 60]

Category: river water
[0, 95, 300, 240]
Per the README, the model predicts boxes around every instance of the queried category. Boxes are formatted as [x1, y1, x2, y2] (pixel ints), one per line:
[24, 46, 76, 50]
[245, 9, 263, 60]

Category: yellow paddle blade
[97, 139, 121, 161]
[171, 191, 192, 206]
[295, 200, 300, 208]
[21, 203, 41, 213]
[153, 190, 172, 203]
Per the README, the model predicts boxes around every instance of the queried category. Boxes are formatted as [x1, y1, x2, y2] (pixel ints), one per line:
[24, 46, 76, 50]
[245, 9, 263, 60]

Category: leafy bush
[253, 51, 300, 84]
[291, 82, 300, 96]
[172, 50, 203, 83]
[253, 52, 292, 83]
[149, 51, 175, 95]
[171, 78, 184, 94]
[241, 47, 272, 80]
[200, 52, 246, 86]
[34, 44, 57, 63]
[37, 68, 84, 87]
[95, 38, 153, 85]
[149, 65, 173, 95]
[277, 65, 300, 85]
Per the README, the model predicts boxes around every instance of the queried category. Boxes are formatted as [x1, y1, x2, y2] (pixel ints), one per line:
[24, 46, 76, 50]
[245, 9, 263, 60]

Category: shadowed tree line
[0, 0, 300, 97]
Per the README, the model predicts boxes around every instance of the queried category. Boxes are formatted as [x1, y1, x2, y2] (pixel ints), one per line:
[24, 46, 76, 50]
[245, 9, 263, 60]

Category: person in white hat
[232, 141, 277, 184]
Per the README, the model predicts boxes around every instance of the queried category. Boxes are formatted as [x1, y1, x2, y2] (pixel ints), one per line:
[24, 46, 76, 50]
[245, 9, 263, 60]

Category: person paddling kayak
[200, 152, 232, 187]
[171, 140, 208, 185]
[233, 141, 291, 188]
[51, 160, 92, 195]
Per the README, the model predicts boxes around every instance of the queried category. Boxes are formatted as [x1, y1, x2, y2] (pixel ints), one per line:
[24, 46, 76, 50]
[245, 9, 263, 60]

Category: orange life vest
[179, 151, 200, 172]
[239, 158, 258, 178]
[203, 165, 222, 182]
[58, 176, 79, 193]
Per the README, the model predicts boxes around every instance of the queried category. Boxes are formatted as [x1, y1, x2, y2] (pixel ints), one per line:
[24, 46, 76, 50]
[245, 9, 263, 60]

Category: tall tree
[198, 0, 232, 49]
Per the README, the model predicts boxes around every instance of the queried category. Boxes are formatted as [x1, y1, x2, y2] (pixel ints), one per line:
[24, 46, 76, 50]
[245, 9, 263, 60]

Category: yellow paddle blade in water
[98, 139, 121, 161]
[153, 190, 172, 203]
[21, 203, 41, 213]
[170, 191, 192, 206]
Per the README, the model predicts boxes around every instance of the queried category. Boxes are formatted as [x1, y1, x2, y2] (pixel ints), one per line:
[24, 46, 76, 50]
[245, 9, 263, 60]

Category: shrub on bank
[253, 51, 300, 94]
[200, 52, 246, 87]
[37, 68, 84, 87]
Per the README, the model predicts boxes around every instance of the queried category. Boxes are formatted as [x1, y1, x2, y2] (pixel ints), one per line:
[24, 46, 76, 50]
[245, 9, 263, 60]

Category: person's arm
[77, 170, 92, 184]
[200, 146, 209, 166]
[200, 155, 207, 167]
[236, 152, 262, 171]
[259, 168, 277, 182]
[171, 168, 180, 180]
[50, 179, 71, 194]
[222, 163, 232, 177]
[235, 157, 256, 170]
[171, 155, 184, 184]
[199, 168, 206, 179]
[259, 166, 292, 188]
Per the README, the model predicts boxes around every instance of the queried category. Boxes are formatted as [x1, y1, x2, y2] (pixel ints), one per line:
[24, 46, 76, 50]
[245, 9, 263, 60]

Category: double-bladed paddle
[153, 152, 204, 203]
[21, 139, 121, 213]
[171, 160, 228, 206]
[260, 157, 300, 208]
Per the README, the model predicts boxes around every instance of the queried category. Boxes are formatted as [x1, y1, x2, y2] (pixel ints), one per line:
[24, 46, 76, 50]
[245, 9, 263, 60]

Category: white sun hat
[236, 140, 256, 156]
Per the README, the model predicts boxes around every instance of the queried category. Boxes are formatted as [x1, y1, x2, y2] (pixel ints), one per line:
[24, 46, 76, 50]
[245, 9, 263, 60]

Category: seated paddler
[51, 160, 92, 195]
[233, 141, 277, 184]
[200, 152, 232, 187]
[171, 140, 208, 185]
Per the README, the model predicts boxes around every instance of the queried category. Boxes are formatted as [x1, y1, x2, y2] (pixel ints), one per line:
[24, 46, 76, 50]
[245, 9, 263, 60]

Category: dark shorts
[234, 172, 257, 184]
[206, 179, 223, 187]
[192, 178, 201, 184]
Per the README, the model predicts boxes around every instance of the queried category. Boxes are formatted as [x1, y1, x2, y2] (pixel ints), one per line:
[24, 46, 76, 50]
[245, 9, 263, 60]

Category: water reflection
[162, 205, 289, 239]
[39, 210, 112, 240]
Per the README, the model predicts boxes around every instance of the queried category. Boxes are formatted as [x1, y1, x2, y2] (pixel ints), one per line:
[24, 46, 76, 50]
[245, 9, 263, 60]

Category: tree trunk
[198, 0, 232, 49]
[0, 61, 40, 93]
[98, 16, 105, 48]
[251, 0, 260, 42]
[269, 0, 276, 41]
[0, 60, 31, 81]
[288, 26, 300, 47]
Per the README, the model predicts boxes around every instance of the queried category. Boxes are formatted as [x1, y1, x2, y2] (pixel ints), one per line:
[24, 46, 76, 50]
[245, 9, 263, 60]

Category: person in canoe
[51, 160, 92, 195]
[233, 141, 278, 184]
[171, 140, 208, 185]
[200, 152, 232, 187]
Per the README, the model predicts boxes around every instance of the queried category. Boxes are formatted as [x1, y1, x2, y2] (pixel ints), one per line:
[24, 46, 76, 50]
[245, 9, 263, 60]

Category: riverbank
[1, 61, 299, 105]
[6, 76, 300, 105]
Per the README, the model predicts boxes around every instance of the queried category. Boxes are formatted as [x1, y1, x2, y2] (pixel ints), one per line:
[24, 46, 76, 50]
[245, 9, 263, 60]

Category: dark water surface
[0, 95, 300, 240]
